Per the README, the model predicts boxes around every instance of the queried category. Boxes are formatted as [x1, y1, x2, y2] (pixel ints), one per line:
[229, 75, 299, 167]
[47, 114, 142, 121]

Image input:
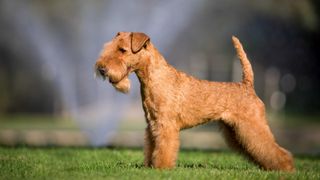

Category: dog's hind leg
[220, 121, 261, 167]
[222, 115, 295, 171]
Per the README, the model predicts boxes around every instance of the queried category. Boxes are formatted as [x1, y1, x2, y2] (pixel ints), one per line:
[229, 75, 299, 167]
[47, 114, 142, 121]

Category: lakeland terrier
[95, 32, 295, 171]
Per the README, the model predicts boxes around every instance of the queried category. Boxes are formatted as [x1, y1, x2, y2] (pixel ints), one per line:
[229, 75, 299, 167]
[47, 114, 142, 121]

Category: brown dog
[95, 32, 295, 171]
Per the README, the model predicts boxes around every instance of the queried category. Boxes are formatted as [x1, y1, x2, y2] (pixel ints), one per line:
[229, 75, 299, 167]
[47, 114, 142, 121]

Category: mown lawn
[0, 147, 319, 179]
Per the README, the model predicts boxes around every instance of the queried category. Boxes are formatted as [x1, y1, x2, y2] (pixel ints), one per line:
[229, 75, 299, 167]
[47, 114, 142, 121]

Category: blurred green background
[0, 0, 319, 154]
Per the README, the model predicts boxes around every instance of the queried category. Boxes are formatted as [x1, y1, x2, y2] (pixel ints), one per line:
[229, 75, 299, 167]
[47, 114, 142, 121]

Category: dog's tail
[232, 36, 254, 87]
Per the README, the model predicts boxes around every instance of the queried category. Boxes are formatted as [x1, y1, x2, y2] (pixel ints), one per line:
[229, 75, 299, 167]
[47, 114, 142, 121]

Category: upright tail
[232, 36, 254, 87]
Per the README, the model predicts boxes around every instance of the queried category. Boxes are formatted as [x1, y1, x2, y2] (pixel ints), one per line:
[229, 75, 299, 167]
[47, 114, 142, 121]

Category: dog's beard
[94, 64, 130, 93]
[107, 68, 131, 93]
[112, 76, 130, 93]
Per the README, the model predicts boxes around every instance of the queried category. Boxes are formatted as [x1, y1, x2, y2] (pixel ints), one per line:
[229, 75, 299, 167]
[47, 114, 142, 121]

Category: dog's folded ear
[131, 32, 150, 53]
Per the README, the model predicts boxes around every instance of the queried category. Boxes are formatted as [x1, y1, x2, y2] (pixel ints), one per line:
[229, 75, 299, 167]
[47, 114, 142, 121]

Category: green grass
[0, 147, 319, 179]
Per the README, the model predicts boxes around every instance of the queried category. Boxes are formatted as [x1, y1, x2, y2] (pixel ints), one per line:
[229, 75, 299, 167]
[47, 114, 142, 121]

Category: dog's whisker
[93, 72, 97, 80]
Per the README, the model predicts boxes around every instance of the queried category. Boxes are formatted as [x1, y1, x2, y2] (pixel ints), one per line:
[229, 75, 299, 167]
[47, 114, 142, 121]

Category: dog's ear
[131, 32, 150, 53]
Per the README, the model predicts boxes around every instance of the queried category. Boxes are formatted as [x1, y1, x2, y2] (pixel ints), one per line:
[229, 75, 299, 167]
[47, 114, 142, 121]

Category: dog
[95, 32, 295, 171]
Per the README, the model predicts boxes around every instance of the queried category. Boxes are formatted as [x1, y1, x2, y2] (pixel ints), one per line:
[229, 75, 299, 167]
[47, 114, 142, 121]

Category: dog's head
[95, 32, 150, 93]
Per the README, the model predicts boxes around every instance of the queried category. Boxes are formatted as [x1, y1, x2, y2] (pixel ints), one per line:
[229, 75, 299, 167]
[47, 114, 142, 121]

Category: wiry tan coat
[95, 32, 295, 171]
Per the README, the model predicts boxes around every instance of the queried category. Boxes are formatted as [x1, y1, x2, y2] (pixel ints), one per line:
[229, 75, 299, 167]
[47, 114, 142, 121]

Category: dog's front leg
[144, 126, 155, 167]
[151, 122, 180, 169]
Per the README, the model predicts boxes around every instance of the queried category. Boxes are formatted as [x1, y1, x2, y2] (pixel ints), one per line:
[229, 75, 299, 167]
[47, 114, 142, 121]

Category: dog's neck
[135, 44, 176, 91]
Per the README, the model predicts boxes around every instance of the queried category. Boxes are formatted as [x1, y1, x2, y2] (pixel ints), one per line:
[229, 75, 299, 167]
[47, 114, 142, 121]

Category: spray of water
[3, 0, 202, 146]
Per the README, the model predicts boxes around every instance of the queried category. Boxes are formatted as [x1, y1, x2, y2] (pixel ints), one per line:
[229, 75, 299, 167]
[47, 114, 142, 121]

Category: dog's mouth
[95, 68, 129, 85]
[108, 78, 118, 84]
[94, 66, 131, 93]
[108, 71, 129, 85]
[109, 67, 132, 84]
[98, 74, 121, 85]
[95, 67, 120, 84]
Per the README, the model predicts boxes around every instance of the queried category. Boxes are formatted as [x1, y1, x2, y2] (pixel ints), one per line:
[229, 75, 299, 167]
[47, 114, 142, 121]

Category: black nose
[98, 68, 106, 76]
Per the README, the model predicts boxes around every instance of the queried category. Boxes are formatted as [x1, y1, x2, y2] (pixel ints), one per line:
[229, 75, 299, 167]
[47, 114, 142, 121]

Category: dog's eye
[118, 47, 127, 53]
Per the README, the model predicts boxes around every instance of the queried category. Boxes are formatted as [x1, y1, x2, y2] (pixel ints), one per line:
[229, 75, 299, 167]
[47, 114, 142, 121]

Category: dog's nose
[98, 68, 106, 76]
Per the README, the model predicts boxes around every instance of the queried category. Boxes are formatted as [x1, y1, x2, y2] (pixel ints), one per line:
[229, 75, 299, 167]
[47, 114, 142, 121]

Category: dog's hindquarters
[219, 110, 295, 171]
